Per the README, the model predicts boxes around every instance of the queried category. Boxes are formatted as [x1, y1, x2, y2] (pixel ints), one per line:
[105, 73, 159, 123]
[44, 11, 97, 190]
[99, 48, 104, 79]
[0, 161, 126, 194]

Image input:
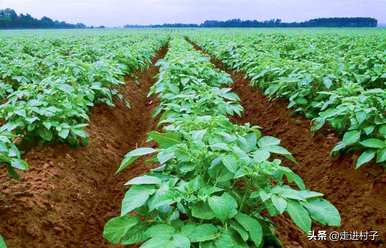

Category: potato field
[0, 28, 385, 248]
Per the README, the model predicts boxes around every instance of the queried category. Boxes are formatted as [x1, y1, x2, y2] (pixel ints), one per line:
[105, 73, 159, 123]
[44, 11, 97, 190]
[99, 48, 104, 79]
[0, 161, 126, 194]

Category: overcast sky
[1, 0, 385, 26]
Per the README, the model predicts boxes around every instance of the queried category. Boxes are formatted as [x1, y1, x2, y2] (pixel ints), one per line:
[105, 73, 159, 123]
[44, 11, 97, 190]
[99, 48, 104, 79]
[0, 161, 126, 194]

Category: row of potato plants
[187, 30, 386, 168]
[0, 31, 168, 247]
[0, 32, 156, 98]
[103, 37, 340, 248]
[0, 32, 168, 179]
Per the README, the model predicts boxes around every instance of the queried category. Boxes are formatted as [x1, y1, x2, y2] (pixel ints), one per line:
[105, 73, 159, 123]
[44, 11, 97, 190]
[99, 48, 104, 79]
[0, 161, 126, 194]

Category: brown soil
[188, 39, 386, 248]
[0, 45, 167, 248]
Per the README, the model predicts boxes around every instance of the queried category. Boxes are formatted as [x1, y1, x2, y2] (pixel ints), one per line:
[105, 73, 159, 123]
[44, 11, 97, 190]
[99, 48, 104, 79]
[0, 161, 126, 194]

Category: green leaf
[71, 127, 88, 138]
[147, 189, 175, 211]
[276, 187, 304, 201]
[145, 224, 175, 238]
[331, 142, 345, 154]
[264, 200, 279, 216]
[297, 190, 324, 199]
[356, 150, 376, 168]
[265, 145, 291, 155]
[295, 97, 308, 105]
[148, 131, 180, 149]
[58, 128, 70, 139]
[258, 136, 281, 147]
[360, 138, 385, 149]
[140, 234, 190, 248]
[39, 128, 53, 142]
[103, 215, 139, 244]
[126, 147, 157, 158]
[157, 151, 175, 164]
[342, 130, 361, 146]
[230, 221, 249, 241]
[8, 146, 19, 157]
[0, 154, 11, 163]
[125, 176, 161, 186]
[181, 224, 219, 242]
[10, 159, 28, 170]
[363, 126, 375, 135]
[210, 143, 230, 151]
[57, 83, 74, 93]
[286, 200, 311, 233]
[303, 198, 341, 226]
[171, 234, 191, 248]
[192, 130, 207, 143]
[0, 235, 6, 248]
[376, 148, 386, 163]
[117, 147, 157, 173]
[356, 111, 367, 125]
[253, 149, 270, 162]
[208, 193, 238, 222]
[311, 117, 325, 132]
[258, 190, 271, 202]
[379, 125, 386, 137]
[322, 77, 333, 89]
[121, 222, 148, 245]
[214, 230, 246, 248]
[15, 109, 27, 118]
[121, 185, 155, 216]
[235, 212, 263, 247]
[245, 133, 257, 149]
[192, 202, 215, 220]
[271, 195, 287, 214]
[285, 171, 305, 190]
[222, 155, 238, 173]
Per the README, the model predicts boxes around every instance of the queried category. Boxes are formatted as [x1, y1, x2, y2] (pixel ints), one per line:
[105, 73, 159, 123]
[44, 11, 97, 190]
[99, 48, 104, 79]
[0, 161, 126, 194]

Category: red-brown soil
[0, 46, 167, 248]
[189, 39, 386, 248]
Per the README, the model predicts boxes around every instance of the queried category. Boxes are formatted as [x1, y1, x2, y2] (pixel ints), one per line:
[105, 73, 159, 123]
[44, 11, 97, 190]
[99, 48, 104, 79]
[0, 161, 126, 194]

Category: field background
[0, 27, 385, 248]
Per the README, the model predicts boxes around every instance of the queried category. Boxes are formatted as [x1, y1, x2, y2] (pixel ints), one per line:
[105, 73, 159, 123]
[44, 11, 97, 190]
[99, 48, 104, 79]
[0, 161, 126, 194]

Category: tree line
[125, 17, 378, 28]
[0, 8, 378, 29]
[0, 8, 86, 29]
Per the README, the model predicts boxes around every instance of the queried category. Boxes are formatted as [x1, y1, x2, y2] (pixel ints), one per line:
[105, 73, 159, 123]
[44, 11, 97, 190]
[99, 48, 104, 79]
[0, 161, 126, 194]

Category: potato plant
[104, 38, 340, 248]
[0, 130, 28, 179]
[0, 31, 169, 177]
[312, 87, 386, 167]
[188, 30, 386, 168]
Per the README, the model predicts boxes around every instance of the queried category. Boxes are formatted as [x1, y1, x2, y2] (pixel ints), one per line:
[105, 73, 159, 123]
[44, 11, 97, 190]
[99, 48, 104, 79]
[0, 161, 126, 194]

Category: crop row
[188, 31, 386, 168]
[103, 37, 340, 248]
[0, 32, 168, 179]
[0, 32, 165, 98]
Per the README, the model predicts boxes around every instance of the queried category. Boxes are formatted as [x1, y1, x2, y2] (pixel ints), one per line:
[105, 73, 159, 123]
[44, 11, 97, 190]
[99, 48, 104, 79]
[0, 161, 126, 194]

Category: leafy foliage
[104, 37, 340, 247]
[0, 31, 168, 177]
[0, 130, 28, 179]
[189, 30, 386, 168]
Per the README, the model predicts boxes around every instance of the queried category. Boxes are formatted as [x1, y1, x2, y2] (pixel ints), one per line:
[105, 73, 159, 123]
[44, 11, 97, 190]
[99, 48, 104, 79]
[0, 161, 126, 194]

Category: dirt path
[188, 39, 386, 248]
[0, 45, 167, 248]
